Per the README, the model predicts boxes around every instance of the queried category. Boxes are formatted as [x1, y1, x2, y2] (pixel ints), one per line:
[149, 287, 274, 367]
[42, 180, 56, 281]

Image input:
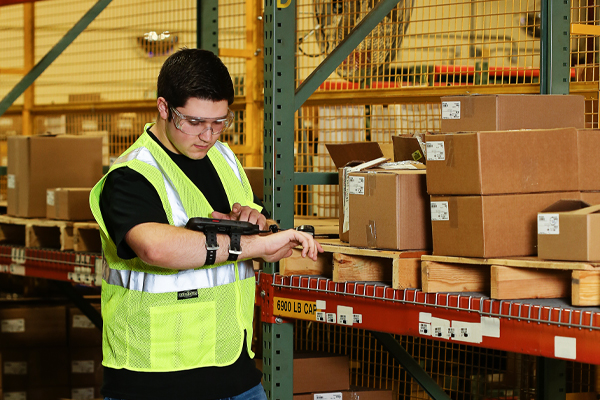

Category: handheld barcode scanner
[185, 217, 314, 264]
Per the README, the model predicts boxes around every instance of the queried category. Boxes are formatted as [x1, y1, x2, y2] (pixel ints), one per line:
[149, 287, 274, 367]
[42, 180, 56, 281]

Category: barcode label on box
[72, 360, 95, 374]
[538, 214, 560, 235]
[4, 361, 27, 375]
[2, 318, 25, 333]
[7, 174, 15, 189]
[431, 202, 450, 221]
[71, 387, 95, 400]
[426, 141, 445, 161]
[46, 190, 55, 206]
[442, 101, 461, 119]
[314, 393, 343, 400]
[348, 176, 364, 195]
[73, 314, 95, 329]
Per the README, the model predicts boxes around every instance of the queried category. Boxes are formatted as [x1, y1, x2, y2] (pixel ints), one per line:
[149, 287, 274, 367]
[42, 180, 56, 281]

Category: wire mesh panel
[296, 0, 543, 89]
[294, 320, 597, 400]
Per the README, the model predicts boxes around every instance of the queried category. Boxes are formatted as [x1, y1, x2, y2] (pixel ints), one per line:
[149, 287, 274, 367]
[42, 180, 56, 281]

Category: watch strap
[205, 228, 219, 265]
[228, 232, 242, 262]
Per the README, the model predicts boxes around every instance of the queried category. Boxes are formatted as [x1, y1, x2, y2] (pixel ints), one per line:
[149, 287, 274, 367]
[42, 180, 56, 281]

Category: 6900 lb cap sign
[273, 297, 317, 321]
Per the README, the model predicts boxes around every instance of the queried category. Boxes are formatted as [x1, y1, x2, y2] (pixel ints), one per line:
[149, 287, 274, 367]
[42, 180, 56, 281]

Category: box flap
[568, 204, 600, 215]
[541, 199, 590, 213]
[392, 135, 426, 164]
[326, 142, 383, 168]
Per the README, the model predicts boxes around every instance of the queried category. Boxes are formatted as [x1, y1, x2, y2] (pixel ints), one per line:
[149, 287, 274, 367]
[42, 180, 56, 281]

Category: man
[90, 48, 322, 400]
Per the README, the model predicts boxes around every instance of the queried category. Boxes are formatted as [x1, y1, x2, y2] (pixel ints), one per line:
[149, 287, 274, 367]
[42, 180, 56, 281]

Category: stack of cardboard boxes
[427, 94, 594, 259]
[0, 304, 103, 400]
[6, 134, 102, 221]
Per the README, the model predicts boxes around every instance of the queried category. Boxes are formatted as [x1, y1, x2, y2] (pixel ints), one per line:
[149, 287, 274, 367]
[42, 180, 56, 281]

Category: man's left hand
[211, 202, 267, 230]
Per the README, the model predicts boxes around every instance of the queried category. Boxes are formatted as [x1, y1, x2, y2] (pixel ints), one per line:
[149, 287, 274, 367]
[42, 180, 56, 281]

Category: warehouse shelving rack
[0, 0, 595, 399]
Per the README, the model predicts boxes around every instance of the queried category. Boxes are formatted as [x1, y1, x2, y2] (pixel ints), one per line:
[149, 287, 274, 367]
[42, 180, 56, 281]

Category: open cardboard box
[538, 200, 600, 261]
[325, 142, 390, 242]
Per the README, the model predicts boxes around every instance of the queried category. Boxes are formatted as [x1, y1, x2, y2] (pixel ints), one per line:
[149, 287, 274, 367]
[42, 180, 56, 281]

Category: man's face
[163, 97, 230, 160]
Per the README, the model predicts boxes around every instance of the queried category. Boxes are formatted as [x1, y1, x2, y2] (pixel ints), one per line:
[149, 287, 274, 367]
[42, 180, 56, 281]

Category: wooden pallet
[280, 238, 429, 289]
[73, 222, 101, 253]
[421, 255, 600, 306]
[0, 215, 75, 251]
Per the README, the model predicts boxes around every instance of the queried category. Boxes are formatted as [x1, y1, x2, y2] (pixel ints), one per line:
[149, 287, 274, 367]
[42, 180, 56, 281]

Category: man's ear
[157, 97, 169, 120]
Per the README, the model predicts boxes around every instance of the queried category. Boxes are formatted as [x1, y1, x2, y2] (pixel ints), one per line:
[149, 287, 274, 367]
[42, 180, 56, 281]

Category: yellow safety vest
[89, 124, 261, 372]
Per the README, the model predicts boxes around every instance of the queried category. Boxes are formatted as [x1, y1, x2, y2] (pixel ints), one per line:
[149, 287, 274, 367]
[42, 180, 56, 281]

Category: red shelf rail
[259, 272, 600, 364]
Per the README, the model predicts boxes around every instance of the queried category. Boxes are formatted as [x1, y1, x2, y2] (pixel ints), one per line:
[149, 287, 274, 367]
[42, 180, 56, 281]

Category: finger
[239, 207, 252, 222]
[231, 203, 242, 216]
[256, 214, 267, 230]
[211, 211, 231, 220]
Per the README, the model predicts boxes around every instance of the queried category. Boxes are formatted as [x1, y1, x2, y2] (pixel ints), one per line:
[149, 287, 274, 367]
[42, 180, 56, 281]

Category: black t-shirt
[99, 127, 265, 400]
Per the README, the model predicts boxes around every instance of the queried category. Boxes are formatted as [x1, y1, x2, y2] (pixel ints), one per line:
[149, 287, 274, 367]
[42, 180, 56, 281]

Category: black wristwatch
[204, 228, 219, 265]
[227, 232, 242, 262]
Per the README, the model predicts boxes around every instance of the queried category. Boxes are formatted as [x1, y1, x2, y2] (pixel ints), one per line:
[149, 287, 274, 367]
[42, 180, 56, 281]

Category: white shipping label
[554, 336, 577, 360]
[7, 174, 15, 189]
[326, 313, 336, 324]
[432, 317, 451, 340]
[348, 175, 365, 195]
[2, 318, 25, 333]
[316, 311, 326, 322]
[72, 360, 95, 374]
[431, 201, 450, 221]
[419, 322, 431, 336]
[46, 190, 55, 206]
[314, 393, 343, 400]
[4, 361, 27, 375]
[442, 101, 461, 119]
[72, 314, 95, 329]
[538, 214, 560, 235]
[4, 392, 27, 400]
[71, 387, 95, 400]
[426, 141, 445, 161]
[337, 306, 353, 326]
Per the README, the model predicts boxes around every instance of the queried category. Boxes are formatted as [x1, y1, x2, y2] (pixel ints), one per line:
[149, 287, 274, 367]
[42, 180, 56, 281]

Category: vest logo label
[177, 289, 198, 300]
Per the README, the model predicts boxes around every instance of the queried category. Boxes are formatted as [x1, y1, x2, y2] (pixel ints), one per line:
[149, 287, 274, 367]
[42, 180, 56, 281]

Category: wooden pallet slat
[73, 222, 101, 253]
[572, 270, 600, 306]
[421, 260, 489, 293]
[491, 265, 571, 300]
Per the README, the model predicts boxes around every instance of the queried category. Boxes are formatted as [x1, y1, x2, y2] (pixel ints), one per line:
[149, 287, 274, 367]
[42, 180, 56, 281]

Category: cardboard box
[349, 169, 431, 251]
[425, 128, 578, 195]
[581, 191, 600, 205]
[244, 167, 264, 201]
[68, 305, 102, 348]
[47, 188, 94, 221]
[7, 135, 103, 218]
[5, 387, 71, 400]
[326, 142, 386, 242]
[538, 200, 600, 261]
[392, 135, 426, 164]
[577, 130, 600, 191]
[294, 353, 350, 394]
[440, 94, 585, 132]
[0, 306, 67, 348]
[430, 192, 580, 258]
[294, 389, 394, 400]
[1, 348, 70, 390]
[69, 347, 103, 387]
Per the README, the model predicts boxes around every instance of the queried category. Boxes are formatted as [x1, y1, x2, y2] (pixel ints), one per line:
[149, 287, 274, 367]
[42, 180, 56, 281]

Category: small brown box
[68, 305, 102, 348]
[1, 347, 70, 390]
[577, 130, 600, 191]
[47, 188, 93, 221]
[430, 192, 580, 258]
[326, 143, 386, 242]
[538, 201, 600, 262]
[69, 347, 103, 387]
[293, 353, 350, 394]
[349, 169, 431, 251]
[392, 135, 425, 164]
[425, 128, 579, 195]
[0, 306, 67, 349]
[243, 167, 264, 201]
[7, 135, 103, 218]
[440, 94, 585, 132]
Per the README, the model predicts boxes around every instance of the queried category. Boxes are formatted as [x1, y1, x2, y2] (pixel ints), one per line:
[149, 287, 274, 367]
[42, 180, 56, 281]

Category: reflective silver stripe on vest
[113, 147, 189, 227]
[103, 258, 255, 293]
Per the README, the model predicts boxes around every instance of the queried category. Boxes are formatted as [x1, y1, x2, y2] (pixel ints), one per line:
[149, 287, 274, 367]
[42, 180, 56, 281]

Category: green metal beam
[540, 0, 571, 94]
[293, 172, 338, 186]
[371, 332, 452, 400]
[197, 0, 218, 52]
[295, 0, 403, 110]
[262, 322, 294, 400]
[0, 0, 113, 118]
[536, 357, 566, 400]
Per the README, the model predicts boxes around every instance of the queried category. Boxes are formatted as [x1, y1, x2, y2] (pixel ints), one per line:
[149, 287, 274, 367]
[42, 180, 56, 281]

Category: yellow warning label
[273, 297, 317, 321]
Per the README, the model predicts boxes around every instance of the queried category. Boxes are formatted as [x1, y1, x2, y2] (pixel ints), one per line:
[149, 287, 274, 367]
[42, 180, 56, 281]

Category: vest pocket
[150, 301, 216, 369]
